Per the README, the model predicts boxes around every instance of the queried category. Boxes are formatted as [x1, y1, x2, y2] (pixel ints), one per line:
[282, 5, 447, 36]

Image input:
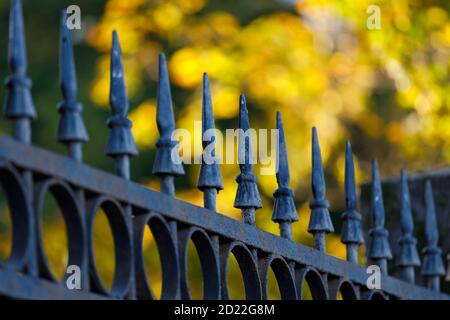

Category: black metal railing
[0, 0, 448, 300]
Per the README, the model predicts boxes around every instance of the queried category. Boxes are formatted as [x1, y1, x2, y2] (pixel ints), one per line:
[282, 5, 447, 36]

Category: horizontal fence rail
[0, 0, 448, 300]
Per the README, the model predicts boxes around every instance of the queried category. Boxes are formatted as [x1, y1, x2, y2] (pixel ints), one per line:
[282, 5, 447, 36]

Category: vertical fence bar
[308, 127, 334, 252]
[4, 0, 38, 277]
[197, 73, 223, 212]
[57, 10, 90, 291]
[150, 54, 183, 296]
[234, 94, 262, 225]
[340, 141, 363, 264]
[396, 169, 420, 284]
[272, 112, 297, 240]
[421, 181, 445, 291]
[105, 30, 138, 299]
[152, 53, 184, 196]
[368, 160, 392, 275]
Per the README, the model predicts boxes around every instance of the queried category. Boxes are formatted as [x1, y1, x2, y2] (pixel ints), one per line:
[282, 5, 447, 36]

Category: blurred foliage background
[0, 0, 449, 299]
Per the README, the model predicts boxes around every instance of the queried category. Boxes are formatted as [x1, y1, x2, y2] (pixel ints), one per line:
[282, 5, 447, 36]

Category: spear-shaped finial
[272, 112, 298, 239]
[340, 141, 364, 263]
[308, 127, 334, 252]
[421, 181, 445, 291]
[368, 160, 392, 274]
[152, 53, 184, 195]
[234, 94, 262, 224]
[57, 10, 88, 161]
[197, 73, 223, 211]
[4, 0, 36, 144]
[105, 30, 138, 179]
[396, 169, 420, 283]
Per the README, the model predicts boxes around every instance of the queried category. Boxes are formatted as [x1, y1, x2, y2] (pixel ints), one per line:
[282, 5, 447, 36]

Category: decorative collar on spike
[341, 141, 363, 245]
[421, 181, 445, 276]
[272, 112, 297, 222]
[396, 169, 420, 267]
[57, 10, 88, 143]
[234, 94, 261, 209]
[367, 160, 392, 260]
[4, 0, 36, 120]
[152, 53, 184, 176]
[105, 30, 137, 157]
[308, 127, 334, 233]
[197, 73, 223, 191]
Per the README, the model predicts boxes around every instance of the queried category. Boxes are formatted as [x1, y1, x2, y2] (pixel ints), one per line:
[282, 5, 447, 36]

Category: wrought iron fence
[0, 0, 448, 300]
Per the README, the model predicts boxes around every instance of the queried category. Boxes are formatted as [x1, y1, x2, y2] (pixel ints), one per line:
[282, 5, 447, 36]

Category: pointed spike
[345, 141, 357, 210]
[424, 181, 438, 246]
[110, 30, 128, 117]
[105, 30, 137, 162]
[152, 53, 184, 193]
[276, 112, 290, 188]
[311, 127, 326, 200]
[400, 169, 413, 235]
[368, 160, 392, 273]
[56, 10, 88, 159]
[238, 94, 252, 171]
[272, 113, 297, 238]
[239, 94, 249, 132]
[371, 159, 385, 227]
[396, 169, 420, 282]
[60, 10, 77, 103]
[422, 180, 445, 290]
[202, 73, 215, 136]
[234, 94, 262, 223]
[197, 72, 223, 204]
[4, 0, 36, 143]
[200, 72, 217, 156]
[341, 141, 364, 263]
[156, 53, 175, 139]
[308, 127, 334, 250]
[9, 0, 27, 75]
